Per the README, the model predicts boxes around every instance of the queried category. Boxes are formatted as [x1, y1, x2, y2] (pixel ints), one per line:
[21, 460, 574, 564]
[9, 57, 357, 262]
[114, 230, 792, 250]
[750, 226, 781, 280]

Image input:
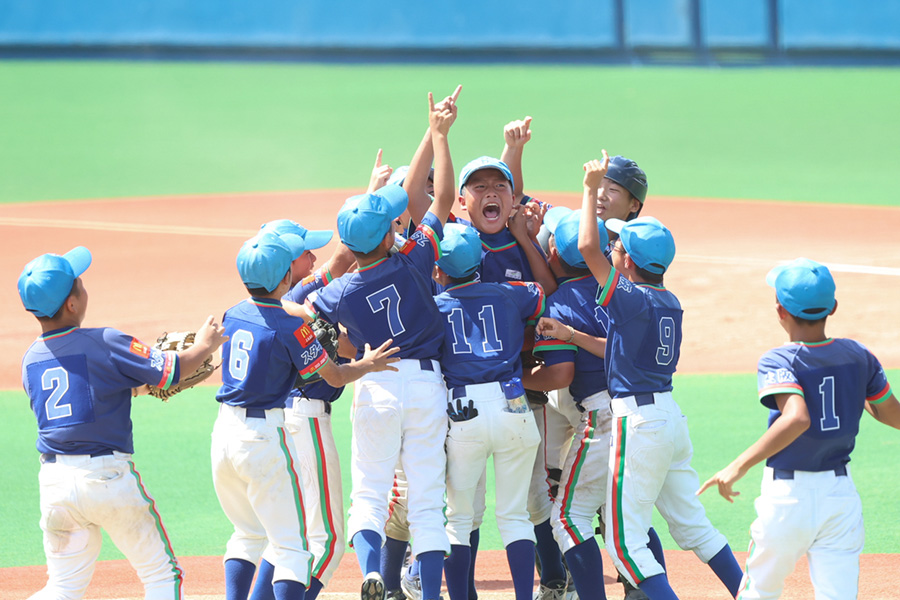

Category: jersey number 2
[42, 367, 72, 420]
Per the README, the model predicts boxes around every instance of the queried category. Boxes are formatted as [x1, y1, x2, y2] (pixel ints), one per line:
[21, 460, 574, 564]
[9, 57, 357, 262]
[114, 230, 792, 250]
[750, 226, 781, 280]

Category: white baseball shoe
[400, 567, 422, 600]
[362, 572, 386, 600]
[535, 579, 567, 600]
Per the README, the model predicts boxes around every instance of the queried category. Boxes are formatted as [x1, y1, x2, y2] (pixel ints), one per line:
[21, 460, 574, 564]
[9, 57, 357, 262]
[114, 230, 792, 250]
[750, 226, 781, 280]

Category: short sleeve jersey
[435, 281, 545, 388]
[533, 275, 610, 403]
[22, 327, 180, 455]
[309, 213, 445, 360]
[216, 298, 327, 410]
[453, 217, 544, 284]
[757, 338, 891, 472]
[283, 267, 345, 405]
[596, 270, 683, 397]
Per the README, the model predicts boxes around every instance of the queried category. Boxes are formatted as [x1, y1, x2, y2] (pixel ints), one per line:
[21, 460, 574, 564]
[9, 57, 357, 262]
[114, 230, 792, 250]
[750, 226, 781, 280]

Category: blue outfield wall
[1, 0, 899, 52]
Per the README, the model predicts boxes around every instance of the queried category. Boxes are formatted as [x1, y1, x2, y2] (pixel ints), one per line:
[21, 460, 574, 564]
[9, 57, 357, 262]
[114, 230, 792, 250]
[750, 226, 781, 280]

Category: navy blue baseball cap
[458, 157, 514, 195]
[260, 219, 331, 259]
[766, 258, 836, 320]
[543, 207, 607, 270]
[605, 217, 675, 275]
[236, 233, 293, 292]
[336, 185, 408, 254]
[605, 155, 648, 204]
[18, 246, 92, 318]
[437, 223, 482, 278]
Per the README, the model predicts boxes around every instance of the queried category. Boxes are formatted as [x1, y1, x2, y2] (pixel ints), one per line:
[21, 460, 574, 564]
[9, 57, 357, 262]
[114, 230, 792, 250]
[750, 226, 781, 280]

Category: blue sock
[505, 539, 536, 600]
[352, 530, 383, 576]
[707, 544, 743, 597]
[564, 541, 607, 600]
[468, 529, 480, 600]
[409, 556, 420, 577]
[249, 559, 275, 600]
[444, 545, 471, 600]
[419, 550, 445, 600]
[647, 527, 666, 571]
[534, 519, 567, 584]
[382, 537, 409, 591]
[304, 578, 323, 600]
[225, 558, 257, 600]
[273, 580, 306, 600]
[637, 573, 678, 600]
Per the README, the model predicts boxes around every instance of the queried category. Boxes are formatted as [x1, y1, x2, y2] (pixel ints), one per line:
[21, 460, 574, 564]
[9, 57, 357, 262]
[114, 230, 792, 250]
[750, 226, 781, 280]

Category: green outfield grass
[3, 371, 899, 567]
[0, 61, 898, 206]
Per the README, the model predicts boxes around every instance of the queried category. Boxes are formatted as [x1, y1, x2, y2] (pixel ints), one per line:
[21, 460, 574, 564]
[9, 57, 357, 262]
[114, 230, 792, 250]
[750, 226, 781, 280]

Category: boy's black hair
[245, 285, 272, 297]
[634, 265, 664, 285]
[447, 271, 478, 286]
[786, 311, 829, 326]
[557, 256, 592, 278]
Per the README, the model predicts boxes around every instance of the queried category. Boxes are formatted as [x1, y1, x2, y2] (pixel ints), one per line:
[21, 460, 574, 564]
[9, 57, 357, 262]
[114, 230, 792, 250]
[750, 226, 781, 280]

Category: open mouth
[482, 202, 501, 220]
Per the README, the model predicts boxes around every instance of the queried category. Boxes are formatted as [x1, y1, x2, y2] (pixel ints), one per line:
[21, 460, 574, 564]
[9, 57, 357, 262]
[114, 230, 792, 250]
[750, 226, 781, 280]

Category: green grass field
[3, 371, 899, 567]
[1, 62, 898, 205]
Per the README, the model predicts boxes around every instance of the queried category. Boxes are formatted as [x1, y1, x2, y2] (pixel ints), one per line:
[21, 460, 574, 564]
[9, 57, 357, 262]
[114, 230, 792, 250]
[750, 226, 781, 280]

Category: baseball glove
[147, 331, 219, 401]
[294, 319, 340, 387]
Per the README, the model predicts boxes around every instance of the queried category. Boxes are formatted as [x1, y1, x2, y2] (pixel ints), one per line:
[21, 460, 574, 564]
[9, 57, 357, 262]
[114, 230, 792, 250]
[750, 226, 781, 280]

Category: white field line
[3, 217, 899, 277]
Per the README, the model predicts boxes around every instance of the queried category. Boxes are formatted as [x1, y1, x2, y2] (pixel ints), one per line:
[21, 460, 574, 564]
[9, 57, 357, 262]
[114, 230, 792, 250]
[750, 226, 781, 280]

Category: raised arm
[500, 116, 532, 205]
[578, 152, 612, 283]
[402, 129, 436, 230]
[178, 315, 229, 376]
[697, 392, 811, 502]
[427, 85, 461, 226]
[508, 206, 557, 295]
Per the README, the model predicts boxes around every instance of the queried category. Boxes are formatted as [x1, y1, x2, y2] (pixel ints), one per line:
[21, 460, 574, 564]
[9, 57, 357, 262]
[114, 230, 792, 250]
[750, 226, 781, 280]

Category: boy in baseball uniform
[306, 89, 460, 600]
[699, 258, 900, 599]
[577, 154, 743, 600]
[248, 218, 355, 600]
[213, 232, 399, 600]
[433, 222, 545, 600]
[19, 246, 227, 600]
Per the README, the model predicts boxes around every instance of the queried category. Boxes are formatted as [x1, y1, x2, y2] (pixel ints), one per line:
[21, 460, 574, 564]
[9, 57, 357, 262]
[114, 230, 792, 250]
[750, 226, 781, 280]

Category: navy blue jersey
[217, 298, 328, 410]
[22, 327, 180, 455]
[284, 267, 345, 404]
[757, 338, 891, 472]
[310, 213, 445, 361]
[435, 281, 545, 388]
[533, 275, 610, 403]
[596, 270, 682, 397]
[453, 217, 545, 284]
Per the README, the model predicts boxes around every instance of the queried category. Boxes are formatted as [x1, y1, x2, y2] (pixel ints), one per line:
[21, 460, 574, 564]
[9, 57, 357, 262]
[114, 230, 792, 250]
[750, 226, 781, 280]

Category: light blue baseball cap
[543, 207, 608, 270]
[458, 157, 514, 195]
[605, 216, 675, 275]
[336, 184, 408, 254]
[18, 247, 92, 318]
[766, 258, 836, 320]
[236, 233, 293, 292]
[437, 223, 483, 278]
[260, 219, 331, 258]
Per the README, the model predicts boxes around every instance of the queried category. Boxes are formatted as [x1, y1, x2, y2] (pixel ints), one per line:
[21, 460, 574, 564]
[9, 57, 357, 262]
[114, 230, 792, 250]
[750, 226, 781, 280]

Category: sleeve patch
[129, 338, 151, 358]
[294, 324, 316, 348]
[299, 352, 328, 378]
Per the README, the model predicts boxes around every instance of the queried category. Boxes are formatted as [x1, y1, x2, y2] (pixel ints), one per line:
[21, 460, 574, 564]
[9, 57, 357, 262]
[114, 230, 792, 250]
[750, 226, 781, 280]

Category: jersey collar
[248, 297, 282, 308]
[40, 326, 78, 340]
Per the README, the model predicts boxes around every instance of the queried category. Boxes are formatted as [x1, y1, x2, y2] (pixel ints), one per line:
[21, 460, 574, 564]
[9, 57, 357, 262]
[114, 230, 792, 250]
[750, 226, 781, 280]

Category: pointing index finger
[450, 85, 462, 103]
[428, 91, 435, 112]
[374, 148, 383, 168]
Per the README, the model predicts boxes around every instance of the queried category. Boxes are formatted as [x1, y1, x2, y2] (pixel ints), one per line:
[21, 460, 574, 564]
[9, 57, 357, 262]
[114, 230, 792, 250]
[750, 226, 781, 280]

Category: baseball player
[434, 222, 545, 600]
[699, 258, 900, 599]
[577, 154, 743, 600]
[18, 246, 227, 600]
[212, 232, 399, 600]
[247, 218, 356, 600]
[525, 206, 662, 600]
[305, 89, 460, 600]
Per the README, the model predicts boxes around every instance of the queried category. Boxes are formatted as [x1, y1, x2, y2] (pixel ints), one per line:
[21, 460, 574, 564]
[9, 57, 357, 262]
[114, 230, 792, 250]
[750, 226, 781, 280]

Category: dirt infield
[2, 191, 899, 598]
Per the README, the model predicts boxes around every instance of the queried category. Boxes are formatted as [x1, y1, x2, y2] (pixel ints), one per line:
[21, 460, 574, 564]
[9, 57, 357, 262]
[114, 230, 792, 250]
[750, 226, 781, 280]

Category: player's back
[217, 298, 325, 409]
[22, 326, 176, 455]
[758, 337, 889, 472]
[599, 273, 683, 397]
[435, 281, 544, 388]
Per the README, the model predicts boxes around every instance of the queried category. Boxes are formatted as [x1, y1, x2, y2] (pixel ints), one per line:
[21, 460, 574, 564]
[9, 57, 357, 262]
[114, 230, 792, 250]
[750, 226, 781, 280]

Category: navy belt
[419, 359, 434, 372]
[635, 393, 655, 406]
[773, 465, 847, 480]
[246, 408, 267, 419]
[41, 449, 114, 463]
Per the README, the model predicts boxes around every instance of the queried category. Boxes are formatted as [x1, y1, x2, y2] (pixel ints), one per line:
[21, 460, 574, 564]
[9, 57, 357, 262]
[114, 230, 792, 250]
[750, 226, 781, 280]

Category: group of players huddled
[19, 85, 899, 600]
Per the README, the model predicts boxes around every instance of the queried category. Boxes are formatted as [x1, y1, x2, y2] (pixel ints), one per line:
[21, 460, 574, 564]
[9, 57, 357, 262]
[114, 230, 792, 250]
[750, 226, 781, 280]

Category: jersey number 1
[447, 305, 503, 355]
[819, 376, 840, 431]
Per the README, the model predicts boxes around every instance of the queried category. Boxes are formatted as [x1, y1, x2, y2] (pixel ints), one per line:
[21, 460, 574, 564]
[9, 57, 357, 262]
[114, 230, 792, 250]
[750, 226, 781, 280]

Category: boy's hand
[504, 116, 532, 149]
[367, 149, 393, 194]
[536, 316, 568, 341]
[429, 85, 461, 135]
[507, 205, 529, 241]
[523, 200, 548, 240]
[697, 462, 747, 503]
[583, 149, 610, 191]
[361, 339, 401, 373]
[195, 315, 229, 352]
